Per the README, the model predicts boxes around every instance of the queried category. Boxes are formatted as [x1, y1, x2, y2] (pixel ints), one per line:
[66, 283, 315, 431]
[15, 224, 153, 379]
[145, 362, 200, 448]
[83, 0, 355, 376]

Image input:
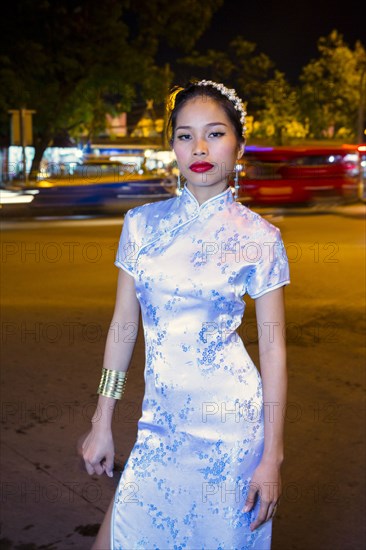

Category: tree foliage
[179, 37, 274, 115]
[253, 71, 306, 145]
[1, 3, 364, 178]
[299, 30, 366, 141]
[179, 30, 365, 144]
[127, 0, 223, 54]
[0, 0, 221, 177]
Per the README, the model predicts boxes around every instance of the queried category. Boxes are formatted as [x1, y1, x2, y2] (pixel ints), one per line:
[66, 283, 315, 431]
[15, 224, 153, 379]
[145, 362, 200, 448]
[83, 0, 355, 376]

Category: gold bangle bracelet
[97, 367, 128, 400]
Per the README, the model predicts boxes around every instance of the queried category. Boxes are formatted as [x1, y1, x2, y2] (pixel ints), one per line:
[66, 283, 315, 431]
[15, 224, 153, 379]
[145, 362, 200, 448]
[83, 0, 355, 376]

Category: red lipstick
[189, 162, 214, 173]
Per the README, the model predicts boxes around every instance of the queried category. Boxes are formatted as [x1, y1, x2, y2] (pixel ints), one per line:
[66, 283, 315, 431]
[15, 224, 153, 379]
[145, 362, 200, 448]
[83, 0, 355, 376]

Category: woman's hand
[77, 426, 115, 478]
[242, 459, 282, 531]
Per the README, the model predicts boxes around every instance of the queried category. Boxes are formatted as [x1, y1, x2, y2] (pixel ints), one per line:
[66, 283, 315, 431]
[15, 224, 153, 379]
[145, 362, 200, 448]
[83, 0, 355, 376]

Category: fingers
[84, 460, 98, 476]
[83, 447, 107, 476]
[103, 453, 115, 478]
[249, 500, 269, 531]
[79, 432, 113, 477]
[269, 501, 279, 519]
[83, 454, 105, 476]
[240, 460, 283, 532]
[249, 499, 280, 532]
[242, 482, 259, 513]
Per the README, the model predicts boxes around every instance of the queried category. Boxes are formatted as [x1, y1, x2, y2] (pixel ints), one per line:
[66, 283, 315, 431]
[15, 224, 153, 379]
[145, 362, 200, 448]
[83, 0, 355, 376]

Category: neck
[185, 182, 229, 205]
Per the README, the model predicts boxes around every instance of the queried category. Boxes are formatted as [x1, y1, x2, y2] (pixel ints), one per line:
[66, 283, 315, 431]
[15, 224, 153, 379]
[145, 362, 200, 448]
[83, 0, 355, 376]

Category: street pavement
[1, 203, 365, 549]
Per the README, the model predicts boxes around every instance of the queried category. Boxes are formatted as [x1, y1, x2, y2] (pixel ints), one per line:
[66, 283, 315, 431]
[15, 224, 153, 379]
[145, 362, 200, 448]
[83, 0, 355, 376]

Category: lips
[189, 162, 214, 173]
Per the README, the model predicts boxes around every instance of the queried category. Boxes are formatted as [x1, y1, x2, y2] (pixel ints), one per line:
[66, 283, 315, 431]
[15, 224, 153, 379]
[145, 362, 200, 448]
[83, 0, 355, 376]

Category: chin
[187, 180, 229, 190]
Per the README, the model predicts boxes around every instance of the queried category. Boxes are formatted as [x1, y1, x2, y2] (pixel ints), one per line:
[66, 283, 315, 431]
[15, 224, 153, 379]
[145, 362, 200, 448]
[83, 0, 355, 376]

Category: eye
[176, 134, 191, 141]
[209, 131, 225, 138]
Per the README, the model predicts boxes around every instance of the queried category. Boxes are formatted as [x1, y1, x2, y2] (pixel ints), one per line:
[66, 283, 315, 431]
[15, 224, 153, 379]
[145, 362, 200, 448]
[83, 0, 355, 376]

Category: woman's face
[172, 96, 244, 195]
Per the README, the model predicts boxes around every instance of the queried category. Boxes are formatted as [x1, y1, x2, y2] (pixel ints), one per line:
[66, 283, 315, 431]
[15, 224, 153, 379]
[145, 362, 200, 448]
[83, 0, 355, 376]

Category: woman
[81, 80, 290, 549]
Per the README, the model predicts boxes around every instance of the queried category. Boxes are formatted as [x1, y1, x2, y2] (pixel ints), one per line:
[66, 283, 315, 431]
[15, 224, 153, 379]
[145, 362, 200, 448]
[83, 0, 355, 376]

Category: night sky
[170, 0, 365, 84]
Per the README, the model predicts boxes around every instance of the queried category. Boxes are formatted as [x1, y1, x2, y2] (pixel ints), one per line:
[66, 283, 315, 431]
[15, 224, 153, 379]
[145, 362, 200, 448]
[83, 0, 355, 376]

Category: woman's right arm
[80, 267, 140, 478]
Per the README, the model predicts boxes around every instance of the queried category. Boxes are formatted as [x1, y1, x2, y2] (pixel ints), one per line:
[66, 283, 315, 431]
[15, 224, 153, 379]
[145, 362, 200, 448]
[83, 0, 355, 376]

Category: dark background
[159, 0, 366, 83]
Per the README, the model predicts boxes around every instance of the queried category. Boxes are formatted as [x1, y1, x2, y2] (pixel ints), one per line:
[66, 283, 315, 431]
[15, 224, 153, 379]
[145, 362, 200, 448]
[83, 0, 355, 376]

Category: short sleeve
[246, 228, 290, 299]
[114, 210, 139, 277]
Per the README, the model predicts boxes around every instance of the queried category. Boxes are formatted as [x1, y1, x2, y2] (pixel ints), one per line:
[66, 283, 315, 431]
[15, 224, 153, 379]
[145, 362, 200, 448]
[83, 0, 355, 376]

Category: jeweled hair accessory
[196, 80, 247, 137]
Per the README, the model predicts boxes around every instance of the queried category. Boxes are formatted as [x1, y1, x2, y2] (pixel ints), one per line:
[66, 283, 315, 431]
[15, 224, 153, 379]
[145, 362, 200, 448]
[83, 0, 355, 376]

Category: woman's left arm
[243, 285, 288, 530]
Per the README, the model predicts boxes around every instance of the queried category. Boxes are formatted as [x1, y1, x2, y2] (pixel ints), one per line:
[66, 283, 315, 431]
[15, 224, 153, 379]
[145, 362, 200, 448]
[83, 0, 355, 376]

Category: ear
[237, 141, 245, 160]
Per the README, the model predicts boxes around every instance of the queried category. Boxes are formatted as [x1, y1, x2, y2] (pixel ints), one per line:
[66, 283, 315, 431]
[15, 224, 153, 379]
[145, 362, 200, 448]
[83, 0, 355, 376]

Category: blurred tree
[231, 38, 275, 114]
[253, 71, 306, 145]
[299, 30, 366, 142]
[0, 0, 221, 180]
[127, 0, 223, 54]
[178, 37, 274, 116]
[178, 49, 234, 82]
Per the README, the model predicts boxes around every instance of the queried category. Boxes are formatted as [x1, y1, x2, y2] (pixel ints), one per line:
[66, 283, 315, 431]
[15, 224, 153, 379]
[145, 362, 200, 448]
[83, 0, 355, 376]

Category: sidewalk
[1, 308, 146, 549]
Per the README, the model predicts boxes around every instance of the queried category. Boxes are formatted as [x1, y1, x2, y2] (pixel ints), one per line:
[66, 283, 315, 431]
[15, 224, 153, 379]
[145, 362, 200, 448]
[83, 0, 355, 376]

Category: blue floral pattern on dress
[111, 183, 290, 549]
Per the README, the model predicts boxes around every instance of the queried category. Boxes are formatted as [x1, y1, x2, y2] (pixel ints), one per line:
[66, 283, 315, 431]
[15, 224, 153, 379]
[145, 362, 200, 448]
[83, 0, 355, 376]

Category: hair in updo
[166, 81, 246, 148]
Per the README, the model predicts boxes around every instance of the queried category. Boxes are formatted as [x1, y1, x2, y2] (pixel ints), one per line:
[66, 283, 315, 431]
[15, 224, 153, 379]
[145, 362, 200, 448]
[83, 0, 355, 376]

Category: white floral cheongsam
[111, 182, 290, 550]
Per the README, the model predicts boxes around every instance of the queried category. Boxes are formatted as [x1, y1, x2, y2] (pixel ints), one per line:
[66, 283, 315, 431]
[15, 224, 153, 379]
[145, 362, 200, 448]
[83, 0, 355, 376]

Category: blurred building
[1, 100, 169, 184]
[131, 100, 164, 139]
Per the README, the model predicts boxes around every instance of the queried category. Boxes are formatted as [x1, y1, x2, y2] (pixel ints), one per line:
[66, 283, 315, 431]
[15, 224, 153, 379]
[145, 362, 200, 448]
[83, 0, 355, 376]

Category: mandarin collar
[178, 182, 235, 218]
[129, 182, 236, 254]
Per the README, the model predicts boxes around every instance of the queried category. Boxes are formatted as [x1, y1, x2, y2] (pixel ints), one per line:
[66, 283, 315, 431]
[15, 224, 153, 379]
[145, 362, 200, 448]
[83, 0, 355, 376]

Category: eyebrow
[176, 122, 228, 130]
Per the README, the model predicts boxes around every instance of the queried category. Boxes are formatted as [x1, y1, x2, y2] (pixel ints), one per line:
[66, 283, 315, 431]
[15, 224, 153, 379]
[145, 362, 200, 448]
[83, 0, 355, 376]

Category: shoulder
[123, 195, 178, 229]
[122, 195, 179, 246]
[126, 194, 178, 222]
[230, 201, 281, 240]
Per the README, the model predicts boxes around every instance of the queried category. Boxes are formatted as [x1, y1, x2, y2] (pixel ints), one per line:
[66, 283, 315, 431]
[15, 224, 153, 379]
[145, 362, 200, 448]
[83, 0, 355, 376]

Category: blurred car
[0, 187, 39, 217]
[236, 145, 364, 206]
[23, 160, 177, 216]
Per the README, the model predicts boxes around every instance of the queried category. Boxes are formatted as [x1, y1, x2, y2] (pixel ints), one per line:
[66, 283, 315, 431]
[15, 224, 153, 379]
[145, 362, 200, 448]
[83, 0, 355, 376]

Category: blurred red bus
[237, 144, 365, 206]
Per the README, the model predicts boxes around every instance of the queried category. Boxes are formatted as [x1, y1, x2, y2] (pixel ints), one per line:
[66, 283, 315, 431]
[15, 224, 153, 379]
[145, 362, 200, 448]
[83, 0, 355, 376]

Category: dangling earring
[234, 163, 240, 201]
[177, 170, 182, 195]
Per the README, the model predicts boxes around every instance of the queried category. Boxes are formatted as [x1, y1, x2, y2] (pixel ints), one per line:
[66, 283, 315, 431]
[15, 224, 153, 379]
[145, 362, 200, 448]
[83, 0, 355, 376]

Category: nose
[193, 138, 208, 156]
